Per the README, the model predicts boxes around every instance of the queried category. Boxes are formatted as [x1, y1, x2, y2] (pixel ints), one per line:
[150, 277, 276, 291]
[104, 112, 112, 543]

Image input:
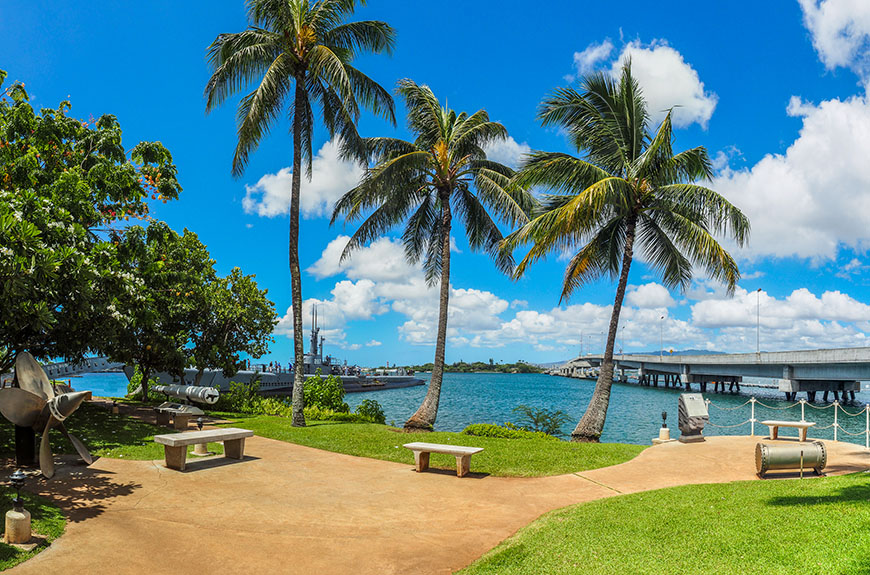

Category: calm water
[74, 371, 870, 446]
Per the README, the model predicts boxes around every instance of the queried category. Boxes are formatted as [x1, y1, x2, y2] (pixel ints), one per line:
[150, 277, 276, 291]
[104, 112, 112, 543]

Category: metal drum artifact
[755, 441, 827, 477]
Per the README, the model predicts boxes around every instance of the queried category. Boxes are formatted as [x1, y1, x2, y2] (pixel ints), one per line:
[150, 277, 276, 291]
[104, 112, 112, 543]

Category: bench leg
[173, 414, 191, 430]
[799, 427, 808, 442]
[164, 445, 187, 471]
[413, 451, 430, 473]
[156, 411, 171, 426]
[456, 455, 471, 478]
[224, 438, 246, 460]
[769, 426, 778, 440]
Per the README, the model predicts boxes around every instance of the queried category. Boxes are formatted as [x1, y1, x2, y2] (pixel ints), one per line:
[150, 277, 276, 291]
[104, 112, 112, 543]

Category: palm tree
[504, 63, 750, 442]
[332, 80, 535, 431]
[204, 0, 396, 426]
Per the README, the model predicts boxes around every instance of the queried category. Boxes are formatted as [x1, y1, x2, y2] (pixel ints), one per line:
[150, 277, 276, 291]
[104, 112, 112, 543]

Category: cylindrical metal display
[152, 385, 219, 405]
[756, 441, 827, 477]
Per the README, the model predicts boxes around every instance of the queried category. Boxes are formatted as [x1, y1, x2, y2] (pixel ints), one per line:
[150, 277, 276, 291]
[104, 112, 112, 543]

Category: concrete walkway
[7, 435, 869, 575]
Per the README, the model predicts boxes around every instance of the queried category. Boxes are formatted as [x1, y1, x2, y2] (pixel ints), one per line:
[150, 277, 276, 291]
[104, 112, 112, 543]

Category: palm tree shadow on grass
[765, 483, 870, 507]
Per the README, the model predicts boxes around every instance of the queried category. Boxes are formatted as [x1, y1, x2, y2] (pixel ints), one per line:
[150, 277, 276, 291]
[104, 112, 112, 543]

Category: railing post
[800, 398, 806, 422]
[750, 397, 756, 436]
[833, 401, 839, 442]
[866, 404, 869, 450]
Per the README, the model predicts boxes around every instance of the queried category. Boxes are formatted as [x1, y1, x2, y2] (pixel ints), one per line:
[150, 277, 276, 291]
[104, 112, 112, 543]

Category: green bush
[213, 378, 265, 413]
[511, 405, 571, 436]
[304, 369, 349, 412]
[462, 423, 560, 441]
[303, 405, 382, 423]
[354, 399, 386, 424]
[126, 365, 164, 402]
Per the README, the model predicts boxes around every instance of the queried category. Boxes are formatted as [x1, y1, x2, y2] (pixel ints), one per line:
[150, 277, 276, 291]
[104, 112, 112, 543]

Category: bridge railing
[706, 396, 870, 449]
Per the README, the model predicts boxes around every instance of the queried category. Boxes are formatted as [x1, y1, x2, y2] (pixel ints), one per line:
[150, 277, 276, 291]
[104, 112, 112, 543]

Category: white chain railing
[706, 396, 870, 449]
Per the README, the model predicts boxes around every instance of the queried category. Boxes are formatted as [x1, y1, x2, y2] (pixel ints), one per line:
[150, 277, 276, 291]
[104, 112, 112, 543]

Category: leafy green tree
[504, 64, 750, 441]
[102, 223, 216, 400]
[188, 267, 278, 385]
[333, 80, 535, 431]
[0, 70, 181, 373]
[205, 0, 396, 427]
[511, 405, 571, 436]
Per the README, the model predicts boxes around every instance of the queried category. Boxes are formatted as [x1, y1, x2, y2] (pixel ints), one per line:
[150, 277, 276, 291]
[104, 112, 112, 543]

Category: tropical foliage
[205, 0, 396, 427]
[505, 63, 750, 441]
[333, 79, 535, 431]
[0, 69, 181, 373]
[188, 267, 278, 385]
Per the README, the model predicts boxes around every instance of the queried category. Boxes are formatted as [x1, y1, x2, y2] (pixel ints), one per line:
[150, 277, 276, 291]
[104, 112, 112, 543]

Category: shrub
[213, 378, 264, 413]
[354, 399, 386, 424]
[304, 405, 382, 423]
[461, 423, 559, 441]
[304, 370, 349, 412]
[511, 405, 572, 436]
[126, 365, 164, 402]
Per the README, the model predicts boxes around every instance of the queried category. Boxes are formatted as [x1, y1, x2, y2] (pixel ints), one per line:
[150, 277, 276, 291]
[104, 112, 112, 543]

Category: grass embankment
[461, 473, 870, 575]
[0, 403, 223, 461]
[210, 413, 645, 477]
[0, 488, 65, 570]
[1, 404, 641, 475]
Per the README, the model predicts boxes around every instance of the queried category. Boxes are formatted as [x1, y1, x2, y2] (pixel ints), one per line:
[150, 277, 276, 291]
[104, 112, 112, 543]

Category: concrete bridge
[577, 347, 870, 402]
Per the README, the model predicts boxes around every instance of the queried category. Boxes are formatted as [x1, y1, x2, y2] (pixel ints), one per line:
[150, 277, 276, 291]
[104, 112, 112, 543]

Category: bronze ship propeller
[0, 352, 93, 478]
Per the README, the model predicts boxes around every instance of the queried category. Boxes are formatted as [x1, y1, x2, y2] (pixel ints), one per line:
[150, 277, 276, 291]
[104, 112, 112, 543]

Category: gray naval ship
[124, 307, 424, 395]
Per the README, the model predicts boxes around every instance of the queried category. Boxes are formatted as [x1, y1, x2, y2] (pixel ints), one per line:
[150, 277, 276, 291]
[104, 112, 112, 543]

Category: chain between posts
[706, 396, 870, 449]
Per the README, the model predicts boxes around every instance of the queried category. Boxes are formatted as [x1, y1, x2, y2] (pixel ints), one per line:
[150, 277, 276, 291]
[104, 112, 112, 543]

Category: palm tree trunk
[572, 215, 638, 442]
[404, 190, 451, 431]
[289, 74, 306, 427]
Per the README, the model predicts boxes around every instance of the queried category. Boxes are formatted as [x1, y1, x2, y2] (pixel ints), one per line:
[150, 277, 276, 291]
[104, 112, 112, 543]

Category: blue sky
[5, 0, 870, 365]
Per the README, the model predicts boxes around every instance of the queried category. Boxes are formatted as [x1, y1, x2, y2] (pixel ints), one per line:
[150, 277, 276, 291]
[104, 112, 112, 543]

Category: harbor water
[71, 371, 870, 446]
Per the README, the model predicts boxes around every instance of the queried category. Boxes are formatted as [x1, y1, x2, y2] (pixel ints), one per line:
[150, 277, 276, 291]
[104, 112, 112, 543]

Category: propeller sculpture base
[14, 426, 36, 467]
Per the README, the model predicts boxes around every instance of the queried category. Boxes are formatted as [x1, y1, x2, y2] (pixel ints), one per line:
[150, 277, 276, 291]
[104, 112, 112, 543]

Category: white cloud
[715, 93, 870, 261]
[242, 140, 363, 218]
[625, 283, 676, 308]
[307, 235, 416, 281]
[798, 0, 870, 75]
[483, 136, 531, 168]
[571, 40, 614, 77]
[365, 340, 382, 347]
[613, 40, 718, 128]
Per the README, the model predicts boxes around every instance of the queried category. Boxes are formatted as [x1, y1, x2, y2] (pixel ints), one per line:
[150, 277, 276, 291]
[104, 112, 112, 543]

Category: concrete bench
[403, 442, 483, 477]
[154, 428, 254, 471]
[761, 420, 816, 442]
[154, 407, 192, 430]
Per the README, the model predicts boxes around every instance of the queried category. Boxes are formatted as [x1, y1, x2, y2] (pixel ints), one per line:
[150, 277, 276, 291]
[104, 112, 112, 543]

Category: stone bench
[154, 428, 254, 471]
[761, 420, 816, 442]
[403, 442, 483, 477]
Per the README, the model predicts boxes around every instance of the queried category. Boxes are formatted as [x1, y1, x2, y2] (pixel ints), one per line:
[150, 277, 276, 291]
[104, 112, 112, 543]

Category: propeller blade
[59, 423, 93, 465]
[48, 390, 91, 421]
[15, 352, 54, 401]
[39, 417, 55, 479]
[0, 388, 45, 427]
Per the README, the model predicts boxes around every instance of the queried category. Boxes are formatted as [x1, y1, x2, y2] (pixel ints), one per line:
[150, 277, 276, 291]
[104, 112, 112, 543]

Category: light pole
[579, 330, 584, 357]
[660, 316, 664, 360]
[756, 288, 762, 355]
[600, 331, 605, 355]
[620, 325, 625, 355]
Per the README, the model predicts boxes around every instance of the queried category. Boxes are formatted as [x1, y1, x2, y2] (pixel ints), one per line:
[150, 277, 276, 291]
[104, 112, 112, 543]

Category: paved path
[7, 435, 869, 575]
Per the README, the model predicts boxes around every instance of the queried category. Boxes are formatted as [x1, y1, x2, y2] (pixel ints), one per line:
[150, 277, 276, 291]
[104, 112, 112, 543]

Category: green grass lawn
[0, 403, 223, 462]
[0, 488, 65, 571]
[210, 413, 645, 477]
[460, 472, 870, 575]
